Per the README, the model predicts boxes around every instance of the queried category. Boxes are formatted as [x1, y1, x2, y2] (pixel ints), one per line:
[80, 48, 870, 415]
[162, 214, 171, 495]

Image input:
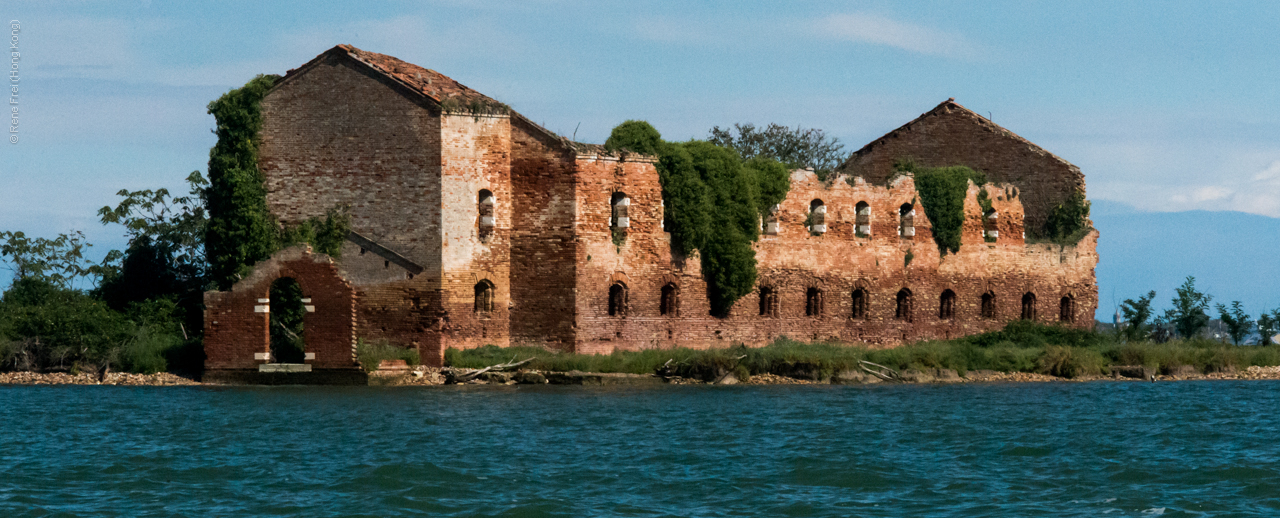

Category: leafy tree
[1162, 276, 1213, 339]
[205, 74, 281, 289]
[1119, 290, 1157, 342]
[1257, 309, 1280, 346]
[708, 123, 848, 180]
[1216, 301, 1252, 345]
[603, 120, 662, 156]
[605, 121, 790, 316]
[0, 231, 96, 289]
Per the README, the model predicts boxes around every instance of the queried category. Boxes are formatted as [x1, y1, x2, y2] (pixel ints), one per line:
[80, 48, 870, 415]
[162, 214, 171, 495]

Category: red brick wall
[840, 101, 1086, 234]
[204, 247, 358, 371]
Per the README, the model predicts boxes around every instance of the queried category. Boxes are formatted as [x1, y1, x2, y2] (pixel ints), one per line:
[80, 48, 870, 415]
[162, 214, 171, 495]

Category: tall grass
[445, 322, 1280, 381]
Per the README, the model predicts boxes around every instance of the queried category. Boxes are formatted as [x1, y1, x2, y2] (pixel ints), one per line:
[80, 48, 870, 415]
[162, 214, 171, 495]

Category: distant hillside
[1091, 200, 1280, 322]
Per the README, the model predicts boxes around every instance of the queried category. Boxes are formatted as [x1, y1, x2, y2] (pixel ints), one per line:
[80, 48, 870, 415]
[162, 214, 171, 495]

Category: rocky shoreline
[4, 365, 1280, 387]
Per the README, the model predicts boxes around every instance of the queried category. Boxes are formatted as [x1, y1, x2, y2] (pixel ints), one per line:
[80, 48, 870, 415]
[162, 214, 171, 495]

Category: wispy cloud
[814, 13, 978, 58]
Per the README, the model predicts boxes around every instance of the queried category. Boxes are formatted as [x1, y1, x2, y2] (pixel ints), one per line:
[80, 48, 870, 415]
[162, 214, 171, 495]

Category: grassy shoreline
[446, 321, 1280, 382]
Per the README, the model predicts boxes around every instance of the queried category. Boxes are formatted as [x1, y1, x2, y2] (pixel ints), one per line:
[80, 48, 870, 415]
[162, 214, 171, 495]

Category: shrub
[357, 339, 421, 373]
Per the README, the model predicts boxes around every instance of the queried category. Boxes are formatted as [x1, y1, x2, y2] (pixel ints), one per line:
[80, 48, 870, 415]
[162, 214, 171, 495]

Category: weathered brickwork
[839, 100, 1086, 234]
[204, 246, 358, 372]
[203, 45, 1099, 371]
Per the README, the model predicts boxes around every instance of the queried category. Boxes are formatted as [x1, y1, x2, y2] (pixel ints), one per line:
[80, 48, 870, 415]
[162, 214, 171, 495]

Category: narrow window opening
[807, 200, 826, 235]
[608, 282, 628, 317]
[763, 204, 780, 235]
[855, 202, 871, 238]
[851, 288, 868, 319]
[1059, 296, 1074, 323]
[1021, 292, 1037, 321]
[478, 189, 495, 242]
[660, 283, 679, 317]
[895, 288, 913, 322]
[806, 287, 824, 317]
[474, 280, 495, 315]
[899, 203, 915, 238]
[981, 292, 996, 319]
[984, 209, 999, 243]
[759, 286, 779, 317]
[939, 289, 956, 320]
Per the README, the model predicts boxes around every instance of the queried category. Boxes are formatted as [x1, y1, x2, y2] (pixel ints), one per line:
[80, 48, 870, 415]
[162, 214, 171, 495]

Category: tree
[1257, 309, 1280, 346]
[1162, 276, 1213, 339]
[1043, 189, 1092, 243]
[1119, 290, 1157, 342]
[603, 120, 662, 156]
[1216, 301, 1252, 345]
[205, 74, 281, 289]
[0, 230, 96, 289]
[708, 123, 848, 180]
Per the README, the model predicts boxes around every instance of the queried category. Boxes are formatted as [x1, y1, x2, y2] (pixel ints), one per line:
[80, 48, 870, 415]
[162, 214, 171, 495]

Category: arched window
[899, 203, 915, 238]
[806, 287, 824, 317]
[478, 190, 495, 241]
[1021, 292, 1037, 320]
[269, 277, 306, 364]
[851, 288, 869, 319]
[474, 280, 495, 315]
[759, 286, 779, 317]
[808, 200, 826, 235]
[660, 283, 679, 317]
[896, 288, 913, 322]
[611, 192, 630, 229]
[981, 291, 996, 319]
[984, 209, 998, 243]
[939, 289, 956, 320]
[763, 204, 780, 235]
[855, 202, 871, 237]
[1059, 295, 1074, 323]
[608, 282, 628, 317]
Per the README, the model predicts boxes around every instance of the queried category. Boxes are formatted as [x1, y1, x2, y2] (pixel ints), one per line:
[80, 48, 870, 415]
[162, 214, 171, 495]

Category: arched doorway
[270, 277, 306, 363]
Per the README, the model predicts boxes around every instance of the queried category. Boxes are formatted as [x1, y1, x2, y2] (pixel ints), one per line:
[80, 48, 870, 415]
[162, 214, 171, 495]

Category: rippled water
[3, 381, 1280, 516]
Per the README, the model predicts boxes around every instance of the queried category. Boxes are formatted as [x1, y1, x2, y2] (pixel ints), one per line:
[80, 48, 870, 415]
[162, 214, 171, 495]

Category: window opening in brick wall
[855, 202, 871, 237]
[474, 280, 495, 315]
[611, 192, 630, 229]
[763, 204, 780, 235]
[808, 200, 826, 235]
[851, 288, 869, 319]
[981, 291, 996, 319]
[608, 282, 628, 317]
[478, 189, 495, 242]
[805, 287, 824, 317]
[269, 277, 306, 364]
[1059, 295, 1074, 323]
[939, 289, 956, 320]
[660, 283, 679, 317]
[759, 286, 779, 317]
[1021, 292, 1037, 320]
[898, 203, 915, 238]
[895, 288, 913, 322]
[984, 209, 999, 243]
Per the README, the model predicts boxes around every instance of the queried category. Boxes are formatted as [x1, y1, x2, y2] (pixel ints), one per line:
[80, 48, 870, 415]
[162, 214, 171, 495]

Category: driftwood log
[453, 357, 535, 382]
[859, 360, 903, 382]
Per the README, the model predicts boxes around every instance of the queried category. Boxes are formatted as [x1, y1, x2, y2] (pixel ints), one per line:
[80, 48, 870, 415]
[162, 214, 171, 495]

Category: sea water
[2, 381, 1279, 516]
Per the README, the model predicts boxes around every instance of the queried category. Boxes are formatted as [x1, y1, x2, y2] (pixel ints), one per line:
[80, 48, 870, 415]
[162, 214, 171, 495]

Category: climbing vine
[605, 121, 790, 316]
[1042, 189, 1092, 245]
[896, 161, 987, 256]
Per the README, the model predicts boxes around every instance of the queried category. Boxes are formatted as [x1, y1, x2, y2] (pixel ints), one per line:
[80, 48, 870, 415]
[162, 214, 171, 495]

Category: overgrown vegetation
[447, 320, 1280, 381]
[604, 121, 790, 316]
[895, 161, 988, 256]
[708, 123, 849, 180]
[1039, 189, 1092, 245]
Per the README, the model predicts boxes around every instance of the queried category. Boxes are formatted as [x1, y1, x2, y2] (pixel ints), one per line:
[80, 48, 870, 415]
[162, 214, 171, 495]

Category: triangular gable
[275, 44, 502, 109]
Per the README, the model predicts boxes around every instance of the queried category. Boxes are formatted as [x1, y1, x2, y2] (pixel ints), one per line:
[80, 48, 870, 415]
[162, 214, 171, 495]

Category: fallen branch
[711, 355, 748, 384]
[859, 360, 902, 382]
[454, 356, 535, 382]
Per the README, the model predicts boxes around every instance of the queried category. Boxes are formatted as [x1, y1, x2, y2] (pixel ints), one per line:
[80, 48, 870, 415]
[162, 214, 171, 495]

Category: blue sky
[2, 1, 1279, 319]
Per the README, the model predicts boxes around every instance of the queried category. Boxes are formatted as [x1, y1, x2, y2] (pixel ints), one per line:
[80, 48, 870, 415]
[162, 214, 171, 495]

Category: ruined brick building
[203, 45, 1098, 376]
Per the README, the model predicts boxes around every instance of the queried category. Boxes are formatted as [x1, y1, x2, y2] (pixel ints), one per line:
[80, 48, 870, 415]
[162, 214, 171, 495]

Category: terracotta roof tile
[287, 45, 505, 112]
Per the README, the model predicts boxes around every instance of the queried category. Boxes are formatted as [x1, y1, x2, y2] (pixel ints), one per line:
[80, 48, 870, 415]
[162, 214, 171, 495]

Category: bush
[1037, 345, 1105, 378]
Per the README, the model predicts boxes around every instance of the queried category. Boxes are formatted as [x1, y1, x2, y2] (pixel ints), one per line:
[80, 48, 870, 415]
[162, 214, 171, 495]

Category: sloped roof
[282, 44, 502, 108]
[846, 98, 1077, 169]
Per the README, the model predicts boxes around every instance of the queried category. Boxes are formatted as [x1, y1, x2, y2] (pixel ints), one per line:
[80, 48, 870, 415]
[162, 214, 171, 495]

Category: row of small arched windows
[765, 199, 1000, 240]
[762, 287, 1073, 322]
[607, 282, 680, 317]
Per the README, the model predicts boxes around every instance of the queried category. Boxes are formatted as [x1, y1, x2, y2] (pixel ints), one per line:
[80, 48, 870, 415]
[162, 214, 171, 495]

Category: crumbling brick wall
[204, 247, 358, 371]
[839, 100, 1086, 234]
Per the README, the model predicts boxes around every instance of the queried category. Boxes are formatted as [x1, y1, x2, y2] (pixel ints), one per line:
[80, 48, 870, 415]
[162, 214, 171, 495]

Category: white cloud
[815, 13, 977, 58]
